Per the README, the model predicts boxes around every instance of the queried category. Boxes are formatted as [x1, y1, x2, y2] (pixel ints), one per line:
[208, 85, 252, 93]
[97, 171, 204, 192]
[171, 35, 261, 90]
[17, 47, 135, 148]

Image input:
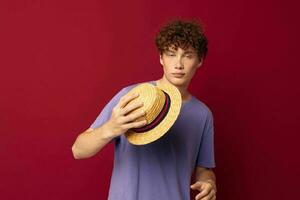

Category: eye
[168, 53, 175, 57]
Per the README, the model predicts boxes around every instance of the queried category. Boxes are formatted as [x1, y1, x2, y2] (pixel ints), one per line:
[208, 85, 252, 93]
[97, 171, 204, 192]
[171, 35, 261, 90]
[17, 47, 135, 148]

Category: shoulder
[112, 80, 153, 102]
[121, 82, 141, 92]
[190, 97, 213, 120]
[120, 80, 153, 93]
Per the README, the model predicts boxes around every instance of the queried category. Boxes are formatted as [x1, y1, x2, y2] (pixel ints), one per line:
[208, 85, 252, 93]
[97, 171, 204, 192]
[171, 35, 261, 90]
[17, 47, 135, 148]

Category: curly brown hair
[155, 19, 208, 61]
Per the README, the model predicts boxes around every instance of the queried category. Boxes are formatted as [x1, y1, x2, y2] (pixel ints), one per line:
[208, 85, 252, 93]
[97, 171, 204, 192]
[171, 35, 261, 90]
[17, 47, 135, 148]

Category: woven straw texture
[125, 81, 181, 145]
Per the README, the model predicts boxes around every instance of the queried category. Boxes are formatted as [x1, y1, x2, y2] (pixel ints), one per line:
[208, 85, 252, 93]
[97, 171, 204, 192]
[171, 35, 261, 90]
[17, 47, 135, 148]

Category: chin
[167, 76, 187, 87]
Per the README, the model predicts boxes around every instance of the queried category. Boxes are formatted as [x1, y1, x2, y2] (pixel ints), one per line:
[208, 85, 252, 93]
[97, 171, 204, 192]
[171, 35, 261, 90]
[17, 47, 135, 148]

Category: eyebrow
[183, 50, 195, 54]
[165, 49, 195, 54]
[166, 50, 176, 53]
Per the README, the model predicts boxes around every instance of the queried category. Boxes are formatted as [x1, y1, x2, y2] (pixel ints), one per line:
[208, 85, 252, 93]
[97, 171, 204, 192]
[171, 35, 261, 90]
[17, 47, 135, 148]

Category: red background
[1, 0, 299, 199]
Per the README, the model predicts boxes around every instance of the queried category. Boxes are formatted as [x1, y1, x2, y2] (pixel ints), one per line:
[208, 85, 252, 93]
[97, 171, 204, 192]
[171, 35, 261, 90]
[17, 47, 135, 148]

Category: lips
[172, 73, 185, 77]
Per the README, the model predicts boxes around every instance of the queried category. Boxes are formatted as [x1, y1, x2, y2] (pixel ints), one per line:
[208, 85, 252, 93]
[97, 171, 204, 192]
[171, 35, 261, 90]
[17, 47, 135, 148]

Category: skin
[191, 167, 217, 200]
[71, 93, 147, 159]
[158, 46, 217, 200]
[72, 44, 217, 200]
[157, 45, 202, 104]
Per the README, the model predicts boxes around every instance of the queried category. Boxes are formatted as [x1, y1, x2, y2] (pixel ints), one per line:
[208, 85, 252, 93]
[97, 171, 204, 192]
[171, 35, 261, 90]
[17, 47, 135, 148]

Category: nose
[175, 57, 184, 69]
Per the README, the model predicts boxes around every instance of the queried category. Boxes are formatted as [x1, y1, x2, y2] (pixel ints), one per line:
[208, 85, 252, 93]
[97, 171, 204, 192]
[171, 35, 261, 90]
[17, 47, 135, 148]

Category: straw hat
[124, 81, 182, 145]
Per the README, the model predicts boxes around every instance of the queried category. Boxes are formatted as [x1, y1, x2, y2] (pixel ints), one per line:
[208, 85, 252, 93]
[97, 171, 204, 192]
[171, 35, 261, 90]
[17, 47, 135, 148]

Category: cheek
[163, 59, 172, 67]
[186, 65, 198, 76]
[163, 66, 171, 75]
[162, 62, 173, 71]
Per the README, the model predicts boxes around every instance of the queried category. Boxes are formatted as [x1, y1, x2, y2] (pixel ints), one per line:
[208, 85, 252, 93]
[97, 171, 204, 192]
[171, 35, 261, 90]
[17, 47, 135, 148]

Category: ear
[197, 58, 203, 68]
[159, 54, 163, 65]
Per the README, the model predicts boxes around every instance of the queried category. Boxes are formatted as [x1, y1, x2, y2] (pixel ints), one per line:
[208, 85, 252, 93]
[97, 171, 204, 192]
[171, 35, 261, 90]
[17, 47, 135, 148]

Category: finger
[209, 194, 216, 200]
[206, 189, 215, 200]
[191, 182, 202, 191]
[195, 188, 210, 200]
[120, 101, 144, 116]
[122, 119, 147, 130]
[122, 110, 146, 124]
[199, 188, 215, 200]
[118, 93, 139, 109]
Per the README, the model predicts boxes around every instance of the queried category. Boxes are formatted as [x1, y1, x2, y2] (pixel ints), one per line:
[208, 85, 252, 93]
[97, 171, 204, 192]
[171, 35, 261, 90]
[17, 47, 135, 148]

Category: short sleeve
[196, 111, 216, 168]
[89, 88, 128, 139]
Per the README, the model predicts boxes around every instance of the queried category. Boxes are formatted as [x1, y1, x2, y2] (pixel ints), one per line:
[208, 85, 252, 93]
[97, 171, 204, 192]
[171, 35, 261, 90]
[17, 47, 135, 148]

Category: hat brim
[125, 81, 182, 145]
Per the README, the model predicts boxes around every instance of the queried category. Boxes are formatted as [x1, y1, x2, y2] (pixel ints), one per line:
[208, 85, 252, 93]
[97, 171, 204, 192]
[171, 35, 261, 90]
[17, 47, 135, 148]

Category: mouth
[172, 73, 185, 78]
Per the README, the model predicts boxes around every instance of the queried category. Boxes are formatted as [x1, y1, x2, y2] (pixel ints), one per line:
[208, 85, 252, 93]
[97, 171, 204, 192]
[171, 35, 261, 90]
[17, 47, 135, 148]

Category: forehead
[165, 45, 196, 53]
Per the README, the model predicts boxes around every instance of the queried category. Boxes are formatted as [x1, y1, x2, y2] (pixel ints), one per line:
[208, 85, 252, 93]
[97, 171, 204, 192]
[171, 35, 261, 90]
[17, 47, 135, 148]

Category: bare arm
[71, 92, 147, 159]
[190, 166, 217, 200]
[71, 123, 115, 159]
[194, 166, 217, 192]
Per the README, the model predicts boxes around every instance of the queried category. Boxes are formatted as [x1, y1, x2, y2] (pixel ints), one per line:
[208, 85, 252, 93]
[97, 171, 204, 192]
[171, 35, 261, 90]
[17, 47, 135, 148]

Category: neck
[156, 77, 192, 103]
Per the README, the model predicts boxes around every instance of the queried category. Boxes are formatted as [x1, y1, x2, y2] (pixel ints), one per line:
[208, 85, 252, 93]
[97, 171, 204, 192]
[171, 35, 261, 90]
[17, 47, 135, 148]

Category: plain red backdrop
[1, 0, 299, 199]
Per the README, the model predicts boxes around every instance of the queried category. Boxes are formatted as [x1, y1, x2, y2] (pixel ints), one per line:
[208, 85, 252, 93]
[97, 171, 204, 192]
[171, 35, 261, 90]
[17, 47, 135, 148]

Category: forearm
[71, 122, 114, 159]
[195, 168, 217, 192]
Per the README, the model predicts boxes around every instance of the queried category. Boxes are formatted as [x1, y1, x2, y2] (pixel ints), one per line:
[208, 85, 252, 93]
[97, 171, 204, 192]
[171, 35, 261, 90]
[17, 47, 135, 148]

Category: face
[159, 46, 203, 88]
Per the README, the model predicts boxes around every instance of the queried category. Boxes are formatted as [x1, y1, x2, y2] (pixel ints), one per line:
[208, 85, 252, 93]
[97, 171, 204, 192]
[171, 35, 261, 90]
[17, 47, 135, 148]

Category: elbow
[72, 145, 84, 160]
[71, 145, 94, 159]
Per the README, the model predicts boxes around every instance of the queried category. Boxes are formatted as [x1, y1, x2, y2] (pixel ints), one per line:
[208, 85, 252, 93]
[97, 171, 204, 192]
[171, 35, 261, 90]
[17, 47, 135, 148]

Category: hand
[106, 92, 147, 138]
[190, 180, 217, 200]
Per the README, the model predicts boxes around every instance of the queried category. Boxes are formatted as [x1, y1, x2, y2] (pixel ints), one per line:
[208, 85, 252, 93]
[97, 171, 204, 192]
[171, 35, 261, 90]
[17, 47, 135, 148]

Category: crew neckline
[148, 80, 194, 107]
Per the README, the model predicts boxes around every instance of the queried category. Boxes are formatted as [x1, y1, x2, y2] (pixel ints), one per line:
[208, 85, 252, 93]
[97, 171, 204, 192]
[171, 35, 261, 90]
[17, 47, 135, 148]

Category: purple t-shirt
[90, 80, 215, 200]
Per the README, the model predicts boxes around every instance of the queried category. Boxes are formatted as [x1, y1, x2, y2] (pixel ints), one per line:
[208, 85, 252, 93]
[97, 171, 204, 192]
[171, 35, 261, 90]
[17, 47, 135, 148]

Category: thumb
[190, 181, 202, 190]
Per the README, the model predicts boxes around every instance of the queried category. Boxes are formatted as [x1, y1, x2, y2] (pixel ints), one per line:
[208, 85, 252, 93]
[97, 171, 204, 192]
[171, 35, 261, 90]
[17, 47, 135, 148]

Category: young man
[72, 19, 217, 200]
